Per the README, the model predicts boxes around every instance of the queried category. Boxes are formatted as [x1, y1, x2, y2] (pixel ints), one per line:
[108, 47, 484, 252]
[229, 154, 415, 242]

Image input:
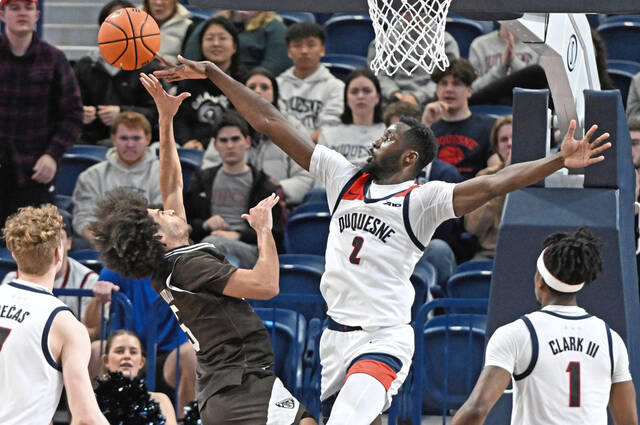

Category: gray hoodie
[277, 64, 345, 131]
[72, 147, 162, 235]
[367, 32, 460, 106]
[627, 72, 640, 120]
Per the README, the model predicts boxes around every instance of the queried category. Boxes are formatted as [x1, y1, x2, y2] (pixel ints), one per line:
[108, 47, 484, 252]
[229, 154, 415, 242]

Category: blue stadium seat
[254, 308, 307, 397]
[301, 317, 323, 419]
[469, 104, 513, 118]
[0, 247, 16, 282]
[597, 21, 640, 61]
[324, 14, 374, 57]
[180, 156, 201, 194]
[251, 254, 326, 320]
[608, 68, 635, 106]
[55, 194, 73, 213]
[321, 54, 368, 81]
[52, 288, 94, 321]
[608, 59, 640, 74]
[390, 298, 488, 424]
[284, 212, 331, 255]
[279, 12, 316, 25]
[302, 187, 328, 204]
[445, 16, 485, 58]
[455, 259, 494, 273]
[69, 249, 103, 273]
[57, 153, 102, 196]
[67, 144, 108, 161]
[291, 202, 330, 216]
[446, 270, 492, 299]
[410, 260, 438, 320]
[603, 14, 640, 25]
[177, 147, 204, 167]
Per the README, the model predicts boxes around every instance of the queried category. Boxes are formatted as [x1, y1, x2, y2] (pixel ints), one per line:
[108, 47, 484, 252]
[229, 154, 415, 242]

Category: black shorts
[200, 371, 313, 425]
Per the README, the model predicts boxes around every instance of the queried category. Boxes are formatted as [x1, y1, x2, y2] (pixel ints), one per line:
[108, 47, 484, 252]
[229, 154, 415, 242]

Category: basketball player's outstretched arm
[154, 55, 315, 171]
[610, 381, 639, 425]
[452, 120, 611, 217]
[451, 366, 512, 425]
[139, 72, 191, 219]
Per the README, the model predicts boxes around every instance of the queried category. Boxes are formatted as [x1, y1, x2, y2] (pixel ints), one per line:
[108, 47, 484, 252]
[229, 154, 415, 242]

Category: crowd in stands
[2, 0, 640, 419]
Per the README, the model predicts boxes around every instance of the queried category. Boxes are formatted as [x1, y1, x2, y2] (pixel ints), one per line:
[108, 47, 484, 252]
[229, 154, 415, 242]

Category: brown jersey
[152, 242, 275, 407]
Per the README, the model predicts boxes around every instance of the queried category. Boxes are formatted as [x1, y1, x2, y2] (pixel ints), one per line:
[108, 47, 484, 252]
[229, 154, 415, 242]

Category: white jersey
[0, 279, 72, 425]
[485, 305, 632, 425]
[310, 145, 456, 327]
[1, 258, 97, 318]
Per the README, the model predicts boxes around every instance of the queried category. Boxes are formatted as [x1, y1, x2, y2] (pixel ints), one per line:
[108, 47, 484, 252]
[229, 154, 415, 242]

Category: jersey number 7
[0, 327, 11, 352]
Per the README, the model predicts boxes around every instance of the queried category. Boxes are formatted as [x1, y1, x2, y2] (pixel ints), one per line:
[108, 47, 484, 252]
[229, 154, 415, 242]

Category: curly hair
[542, 227, 603, 290]
[88, 189, 165, 279]
[3, 204, 62, 275]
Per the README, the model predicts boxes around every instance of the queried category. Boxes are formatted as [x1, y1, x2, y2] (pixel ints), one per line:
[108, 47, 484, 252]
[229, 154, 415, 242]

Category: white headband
[536, 249, 584, 293]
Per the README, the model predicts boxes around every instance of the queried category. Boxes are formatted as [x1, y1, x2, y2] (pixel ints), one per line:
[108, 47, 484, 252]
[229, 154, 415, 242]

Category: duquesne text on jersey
[338, 212, 396, 243]
[548, 335, 601, 358]
[0, 304, 30, 323]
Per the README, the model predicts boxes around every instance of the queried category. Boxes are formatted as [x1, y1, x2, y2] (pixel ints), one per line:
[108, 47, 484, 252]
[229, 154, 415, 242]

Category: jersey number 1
[566, 361, 580, 407]
[349, 236, 364, 265]
[0, 327, 11, 352]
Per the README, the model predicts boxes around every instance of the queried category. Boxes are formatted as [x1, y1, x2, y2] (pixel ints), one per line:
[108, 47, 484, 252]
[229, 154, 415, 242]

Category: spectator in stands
[630, 118, 640, 170]
[74, 0, 160, 145]
[86, 267, 196, 420]
[383, 101, 421, 126]
[278, 22, 344, 140]
[143, 0, 193, 65]
[468, 25, 539, 93]
[100, 330, 177, 424]
[366, 31, 459, 107]
[422, 58, 495, 180]
[186, 111, 284, 267]
[202, 67, 314, 205]
[317, 69, 386, 167]
[0, 0, 83, 233]
[0, 211, 117, 338]
[174, 16, 247, 150]
[72, 112, 161, 245]
[464, 115, 512, 259]
[627, 73, 640, 122]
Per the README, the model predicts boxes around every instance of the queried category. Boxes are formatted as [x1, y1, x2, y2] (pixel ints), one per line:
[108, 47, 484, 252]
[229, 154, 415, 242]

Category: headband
[536, 249, 584, 293]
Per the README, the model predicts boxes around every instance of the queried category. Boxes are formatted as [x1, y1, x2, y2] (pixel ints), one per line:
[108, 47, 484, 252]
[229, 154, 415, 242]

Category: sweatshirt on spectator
[317, 123, 386, 167]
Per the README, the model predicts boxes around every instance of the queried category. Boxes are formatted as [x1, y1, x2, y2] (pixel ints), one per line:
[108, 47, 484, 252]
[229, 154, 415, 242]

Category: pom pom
[182, 401, 202, 425]
[95, 371, 166, 424]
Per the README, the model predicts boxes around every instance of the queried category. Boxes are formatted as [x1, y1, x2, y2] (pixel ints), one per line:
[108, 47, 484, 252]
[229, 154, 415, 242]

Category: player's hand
[139, 72, 191, 119]
[83, 105, 97, 124]
[421, 101, 449, 126]
[242, 193, 279, 232]
[560, 120, 611, 169]
[203, 214, 229, 232]
[183, 139, 204, 150]
[97, 105, 121, 126]
[31, 154, 57, 183]
[92, 280, 119, 304]
[154, 54, 209, 82]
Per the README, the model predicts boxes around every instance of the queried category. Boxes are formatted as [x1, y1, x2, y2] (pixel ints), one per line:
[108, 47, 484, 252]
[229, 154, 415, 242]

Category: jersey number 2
[349, 236, 364, 264]
[0, 327, 11, 352]
[566, 361, 581, 407]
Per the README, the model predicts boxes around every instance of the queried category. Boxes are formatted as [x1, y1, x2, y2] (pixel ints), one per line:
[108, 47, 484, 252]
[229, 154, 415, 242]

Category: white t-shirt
[310, 145, 456, 327]
[486, 305, 632, 425]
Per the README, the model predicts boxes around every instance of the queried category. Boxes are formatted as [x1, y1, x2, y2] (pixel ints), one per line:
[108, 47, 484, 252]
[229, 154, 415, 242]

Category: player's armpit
[52, 312, 109, 425]
[609, 380, 638, 425]
[451, 366, 511, 425]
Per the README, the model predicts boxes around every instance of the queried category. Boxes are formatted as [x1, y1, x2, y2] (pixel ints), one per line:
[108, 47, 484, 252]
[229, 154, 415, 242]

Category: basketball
[98, 7, 161, 71]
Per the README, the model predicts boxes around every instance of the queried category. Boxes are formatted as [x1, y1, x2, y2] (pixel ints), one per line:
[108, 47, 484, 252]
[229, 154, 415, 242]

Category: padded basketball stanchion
[485, 89, 640, 424]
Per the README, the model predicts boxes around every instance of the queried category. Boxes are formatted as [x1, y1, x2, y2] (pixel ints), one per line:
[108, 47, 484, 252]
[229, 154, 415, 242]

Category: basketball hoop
[368, 0, 452, 76]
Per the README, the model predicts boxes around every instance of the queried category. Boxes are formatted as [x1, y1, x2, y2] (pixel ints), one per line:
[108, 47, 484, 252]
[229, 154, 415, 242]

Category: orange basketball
[98, 7, 161, 71]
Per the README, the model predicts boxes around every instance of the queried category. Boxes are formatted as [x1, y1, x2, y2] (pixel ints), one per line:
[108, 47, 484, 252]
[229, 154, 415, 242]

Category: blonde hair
[215, 10, 281, 31]
[3, 204, 62, 275]
[489, 115, 513, 153]
[111, 111, 152, 135]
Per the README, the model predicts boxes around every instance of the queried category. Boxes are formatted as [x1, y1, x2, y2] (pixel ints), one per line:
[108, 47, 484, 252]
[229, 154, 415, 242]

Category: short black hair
[541, 227, 603, 291]
[212, 111, 250, 138]
[341, 69, 383, 125]
[285, 22, 325, 45]
[88, 188, 165, 279]
[398, 116, 437, 177]
[431, 58, 476, 87]
[199, 16, 247, 79]
[98, 0, 134, 25]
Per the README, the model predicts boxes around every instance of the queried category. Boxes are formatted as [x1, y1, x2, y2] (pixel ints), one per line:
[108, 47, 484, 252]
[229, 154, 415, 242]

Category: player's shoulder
[492, 316, 531, 342]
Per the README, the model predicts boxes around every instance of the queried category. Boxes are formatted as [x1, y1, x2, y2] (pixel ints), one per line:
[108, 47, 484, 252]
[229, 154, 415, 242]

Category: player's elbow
[253, 279, 279, 300]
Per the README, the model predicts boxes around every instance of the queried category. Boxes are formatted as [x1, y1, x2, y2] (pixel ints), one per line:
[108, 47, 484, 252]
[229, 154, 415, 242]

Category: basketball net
[368, 0, 452, 76]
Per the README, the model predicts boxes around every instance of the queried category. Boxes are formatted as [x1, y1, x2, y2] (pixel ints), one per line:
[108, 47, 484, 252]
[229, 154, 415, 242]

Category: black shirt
[152, 243, 275, 406]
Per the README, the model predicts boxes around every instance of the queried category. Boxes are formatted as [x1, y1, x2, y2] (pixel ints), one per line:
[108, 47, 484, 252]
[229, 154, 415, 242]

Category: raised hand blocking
[153, 54, 210, 83]
[560, 120, 611, 169]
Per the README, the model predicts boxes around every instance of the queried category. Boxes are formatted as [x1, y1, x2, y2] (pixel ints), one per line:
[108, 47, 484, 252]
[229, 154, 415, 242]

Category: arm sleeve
[627, 73, 640, 120]
[170, 251, 238, 294]
[410, 181, 457, 243]
[309, 145, 359, 207]
[45, 53, 83, 163]
[485, 320, 531, 375]
[611, 329, 633, 383]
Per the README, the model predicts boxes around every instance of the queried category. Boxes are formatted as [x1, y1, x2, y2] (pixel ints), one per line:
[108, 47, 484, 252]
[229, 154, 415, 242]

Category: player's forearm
[203, 62, 314, 170]
[252, 228, 279, 297]
[158, 116, 183, 201]
[451, 404, 489, 425]
[488, 152, 564, 197]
